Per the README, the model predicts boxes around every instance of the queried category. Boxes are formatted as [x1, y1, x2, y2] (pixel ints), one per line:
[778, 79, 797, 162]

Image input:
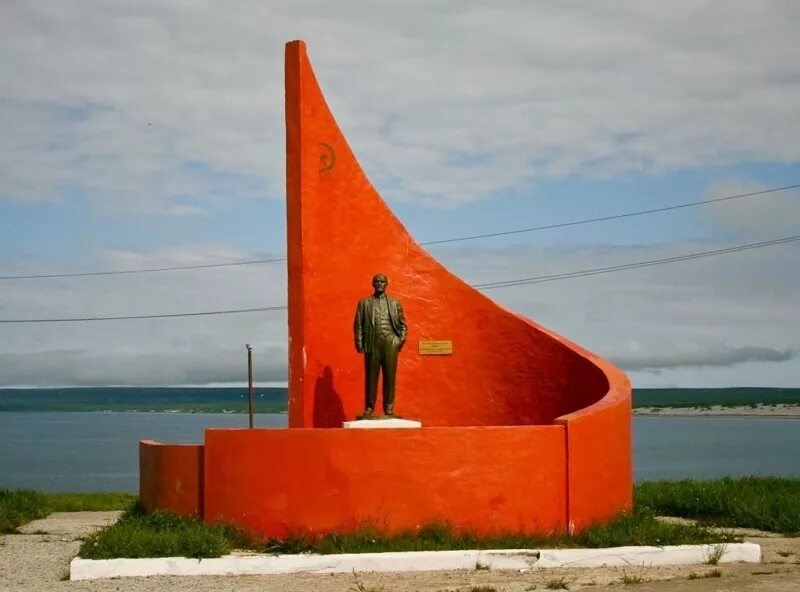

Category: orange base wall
[203, 426, 567, 538]
[139, 440, 204, 517]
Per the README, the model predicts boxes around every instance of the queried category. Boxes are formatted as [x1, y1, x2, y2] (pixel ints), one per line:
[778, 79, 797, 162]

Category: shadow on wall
[313, 366, 345, 427]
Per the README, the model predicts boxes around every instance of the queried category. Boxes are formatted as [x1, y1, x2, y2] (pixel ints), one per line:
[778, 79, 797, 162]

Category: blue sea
[0, 412, 798, 491]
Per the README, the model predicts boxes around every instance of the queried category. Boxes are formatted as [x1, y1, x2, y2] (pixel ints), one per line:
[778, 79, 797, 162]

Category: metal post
[246, 344, 254, 428]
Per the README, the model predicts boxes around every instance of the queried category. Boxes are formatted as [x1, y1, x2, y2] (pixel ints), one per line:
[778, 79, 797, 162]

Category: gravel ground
[1, 513, 799, 591]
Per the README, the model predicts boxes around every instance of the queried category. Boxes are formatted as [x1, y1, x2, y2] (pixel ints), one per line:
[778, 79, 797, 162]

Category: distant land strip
[0, 387, 799, 413]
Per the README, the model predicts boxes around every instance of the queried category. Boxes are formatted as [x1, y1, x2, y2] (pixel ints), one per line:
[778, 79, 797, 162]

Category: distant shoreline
[634, 404, 800, 418]
[2, 406, 800, 418]
[0, 408, 287, 414]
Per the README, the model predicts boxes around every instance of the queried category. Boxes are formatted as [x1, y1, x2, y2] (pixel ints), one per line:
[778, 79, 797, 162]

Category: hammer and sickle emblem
[317, 142, 336, 173]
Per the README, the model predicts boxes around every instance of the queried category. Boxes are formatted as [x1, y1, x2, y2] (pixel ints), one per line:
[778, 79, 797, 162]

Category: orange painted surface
[141, 40, 632, 536]
[204, 426, 567, 537]
[556, 358, 633, 531]
[139, 440, 204, 517]
[285, 41, 614, 430]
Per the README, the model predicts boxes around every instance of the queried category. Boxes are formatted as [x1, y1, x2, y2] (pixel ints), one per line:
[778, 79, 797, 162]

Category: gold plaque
[419, 340, 453, 355]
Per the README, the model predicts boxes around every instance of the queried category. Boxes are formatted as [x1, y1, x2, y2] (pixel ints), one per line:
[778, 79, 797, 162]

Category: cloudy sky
[1, 1, 799, 388]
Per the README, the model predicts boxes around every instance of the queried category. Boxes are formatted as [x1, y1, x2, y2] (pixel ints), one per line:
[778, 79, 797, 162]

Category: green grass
[265, 507, 735, 556]
[636, 477, 800, 535]
[73, 504, 737, 560]
[10, 477, 797, 560]
[0, 489, 135, 533]
[46, 492, 136, 512]
[0, 490, 50, 533]
[79, 503, 252, 559]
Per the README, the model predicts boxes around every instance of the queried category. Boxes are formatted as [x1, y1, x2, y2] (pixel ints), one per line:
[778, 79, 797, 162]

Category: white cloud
[609, 344, 797, 372]
[1, 1, 799, 209]
[1, 235, 798, 386]
[0, 243, 288, 386]
[703, 182, 800, 237]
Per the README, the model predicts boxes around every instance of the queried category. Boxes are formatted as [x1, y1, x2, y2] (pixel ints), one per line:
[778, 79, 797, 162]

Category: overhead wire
[473, 234, 800, 290]
[421, 183, 800, 246]
[1, 183, 797, 281]
[2, 234, 798, 323]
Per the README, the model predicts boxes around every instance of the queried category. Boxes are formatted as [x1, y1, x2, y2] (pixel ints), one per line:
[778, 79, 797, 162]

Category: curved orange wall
[286, 41, 612, 429]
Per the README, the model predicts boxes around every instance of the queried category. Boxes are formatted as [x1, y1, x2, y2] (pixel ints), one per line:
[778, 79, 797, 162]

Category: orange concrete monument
[139, 40, 632, 538]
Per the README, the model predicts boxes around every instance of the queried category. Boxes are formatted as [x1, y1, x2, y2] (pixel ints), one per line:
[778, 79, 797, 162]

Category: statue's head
[372, 273, 388, 295]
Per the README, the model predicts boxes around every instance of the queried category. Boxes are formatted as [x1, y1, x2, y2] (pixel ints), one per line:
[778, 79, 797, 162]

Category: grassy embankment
[0, 489, 135, 533]
[636, 476, 800, 535]
[5, 478, 798, 559]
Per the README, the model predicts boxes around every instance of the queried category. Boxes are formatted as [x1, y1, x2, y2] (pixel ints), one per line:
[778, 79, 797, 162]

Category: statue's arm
[396, 300, 408, 346]
[354, 301, 364, 352]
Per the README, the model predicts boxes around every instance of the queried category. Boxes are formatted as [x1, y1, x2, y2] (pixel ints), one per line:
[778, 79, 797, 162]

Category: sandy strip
[634, 404, 800, 418]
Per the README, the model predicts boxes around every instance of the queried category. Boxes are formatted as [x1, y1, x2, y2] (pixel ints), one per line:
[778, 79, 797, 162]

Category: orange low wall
[203, 426, 567, 538]
[139, 440, 204, 517]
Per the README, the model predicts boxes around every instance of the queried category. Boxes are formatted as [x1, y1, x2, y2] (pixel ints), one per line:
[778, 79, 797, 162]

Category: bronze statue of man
[353, 273, 407, 417]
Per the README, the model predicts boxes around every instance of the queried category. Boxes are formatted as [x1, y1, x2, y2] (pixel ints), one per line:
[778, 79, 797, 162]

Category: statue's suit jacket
[353, 295, 408, 353]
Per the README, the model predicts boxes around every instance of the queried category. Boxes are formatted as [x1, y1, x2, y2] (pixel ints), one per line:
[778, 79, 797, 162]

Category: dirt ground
[1, 512, 799, 592]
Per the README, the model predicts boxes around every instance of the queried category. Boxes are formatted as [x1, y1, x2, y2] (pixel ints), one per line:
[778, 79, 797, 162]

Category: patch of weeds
[689, 570, 722, 580]
[265, 509, 736, 557]
[31, 529, 48, 535]
[0, 489, 50, 533]
[348, 572, 383, 592]
[578, 506, 737, 548]
[78, 504, 252, 559]
[620, 569, 646, 584]
[777, 550, 794, 557]
[59, 568, 70, 581]
[525, 586, 537, 591]
[705, 542, 727, 565]
[475, 560, 490, 571]
[751, 570, 776, 575]
[544, 577, 569, 590]
[265, 532, 314, 555]
[469, 587, 499, 592]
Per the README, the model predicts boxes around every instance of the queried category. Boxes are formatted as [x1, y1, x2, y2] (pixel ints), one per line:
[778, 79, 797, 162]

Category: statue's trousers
[364, 334, 401, 412]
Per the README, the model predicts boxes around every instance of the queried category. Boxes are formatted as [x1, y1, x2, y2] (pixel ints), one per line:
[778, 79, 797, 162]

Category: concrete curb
[70, 542, 761, 581]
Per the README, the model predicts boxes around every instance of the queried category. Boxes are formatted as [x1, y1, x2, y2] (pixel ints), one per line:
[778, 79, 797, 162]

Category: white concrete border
[70, 543, 760, 581]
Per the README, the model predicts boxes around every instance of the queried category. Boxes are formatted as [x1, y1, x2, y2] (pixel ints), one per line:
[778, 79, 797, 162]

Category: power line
[1, 183, 797, 281]
[423, 183, 800, 246]
[2, 234, 797, 323]
[473, 234, 800, 290]
[0, 257, 287, 280]
[0, 306, 287, 324]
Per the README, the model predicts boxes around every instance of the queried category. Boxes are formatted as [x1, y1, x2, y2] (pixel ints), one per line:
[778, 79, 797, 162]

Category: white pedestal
[342, 418, 422, 429]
